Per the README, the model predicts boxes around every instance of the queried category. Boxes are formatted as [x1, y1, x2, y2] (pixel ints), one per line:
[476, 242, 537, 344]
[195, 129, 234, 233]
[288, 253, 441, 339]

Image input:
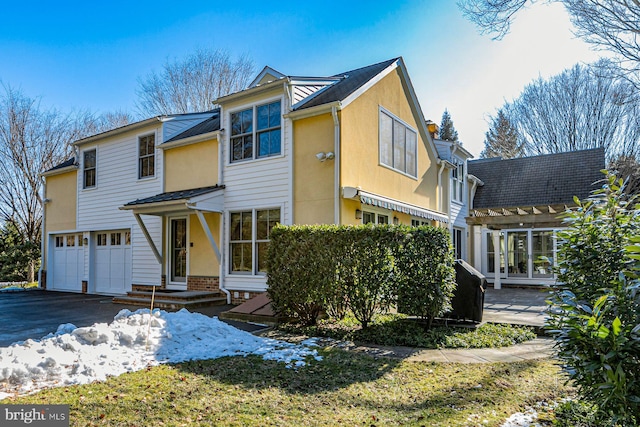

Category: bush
[267, 224, 454, 328]
[546, 172, 640, 425]
[394, 225, 456, 327]
[266, 225, 337, 326]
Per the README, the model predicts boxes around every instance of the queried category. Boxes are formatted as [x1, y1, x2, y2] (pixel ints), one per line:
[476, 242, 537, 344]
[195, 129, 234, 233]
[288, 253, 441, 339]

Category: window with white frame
[379, 108, 417, 177]
[83, 149, 96, 188]
[231, 101, 281, 162]
[452, 161, 464, 202]
[138, 134, 155, 178]
[452, 227, 464, 260]
[230, 208, 281, 274]
[362, 210, 390, 225]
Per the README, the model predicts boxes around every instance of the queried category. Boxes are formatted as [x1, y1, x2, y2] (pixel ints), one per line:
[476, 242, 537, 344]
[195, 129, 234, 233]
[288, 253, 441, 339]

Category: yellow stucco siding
[340, 69, 440, 213]
[188, 213, 221, 276]
[293, 113, 335, 224]
[45, 171, 77, 232]
[164, 140, 218, 192]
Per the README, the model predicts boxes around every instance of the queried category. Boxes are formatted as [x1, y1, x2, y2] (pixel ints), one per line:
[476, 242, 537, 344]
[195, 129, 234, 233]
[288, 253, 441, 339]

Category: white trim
[248, 66, 286, 88]
[166, 216, 189, 289]
[40, 164, 77, 178]
[227, 96, 285, 165]
[340, 60, 398, 109]
[284, 102, 340, 121]
[378, 106, 419, 179]
[160, 130, 222, 150]
[81, 146, 98, 190]
[137, 130, 157, 180]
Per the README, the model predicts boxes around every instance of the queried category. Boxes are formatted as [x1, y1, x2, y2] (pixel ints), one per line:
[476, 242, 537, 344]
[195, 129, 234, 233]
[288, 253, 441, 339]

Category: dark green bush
[546, 172, 640, 426]
[266, 224, 454, 328]
[394, 225, 456, 327]
[266, 225, 337, 326]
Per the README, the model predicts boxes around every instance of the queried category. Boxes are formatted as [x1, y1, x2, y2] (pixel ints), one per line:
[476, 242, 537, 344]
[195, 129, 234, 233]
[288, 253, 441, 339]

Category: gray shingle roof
[124, 185, 224, 207]
[294, 58, 399, 110]
[468, 148, 605, 209]
[45, 157, 76, 173]
[164, 109, 221, 143]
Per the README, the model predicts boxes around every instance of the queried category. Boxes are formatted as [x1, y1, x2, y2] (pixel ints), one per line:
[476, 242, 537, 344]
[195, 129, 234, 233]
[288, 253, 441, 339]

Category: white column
[473, 226, 482, 271]
[492, 230, 502, 290]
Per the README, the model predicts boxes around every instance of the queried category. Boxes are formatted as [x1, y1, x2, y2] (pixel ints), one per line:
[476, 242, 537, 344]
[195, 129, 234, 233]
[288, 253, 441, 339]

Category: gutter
[216, 130, 230, 303]
[331, 105, 341, 224]
[159, 130, 222, 150]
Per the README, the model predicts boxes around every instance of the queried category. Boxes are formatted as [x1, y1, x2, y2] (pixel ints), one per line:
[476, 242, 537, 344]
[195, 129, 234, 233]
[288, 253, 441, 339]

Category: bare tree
[0, 85, 128, 281]
[136, 49, 255, 116]
[480, 108, 525, 158]
[459, 0, 640, 86]
[609, 154, 640, 195]
[504, 61, 640, 160]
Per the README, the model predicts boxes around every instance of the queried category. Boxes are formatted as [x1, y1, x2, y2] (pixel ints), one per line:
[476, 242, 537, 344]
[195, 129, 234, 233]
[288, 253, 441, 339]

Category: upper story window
[231, 101, 281, 163]
[139, 134, 155, 178]
[83, 149, 96, 189]
[379, 108, 417, 178]
[452, 161, 464, 202]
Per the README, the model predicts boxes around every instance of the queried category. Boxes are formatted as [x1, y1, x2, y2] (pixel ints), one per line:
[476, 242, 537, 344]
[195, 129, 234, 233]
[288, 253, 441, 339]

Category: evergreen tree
[439, 109, 459, 142]
[0, 221, 39, 282]
[480, 108, 525, 159]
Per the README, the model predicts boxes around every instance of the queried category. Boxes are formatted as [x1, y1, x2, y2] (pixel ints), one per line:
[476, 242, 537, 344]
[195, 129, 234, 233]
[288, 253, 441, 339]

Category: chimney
[426, 120, 439, 139]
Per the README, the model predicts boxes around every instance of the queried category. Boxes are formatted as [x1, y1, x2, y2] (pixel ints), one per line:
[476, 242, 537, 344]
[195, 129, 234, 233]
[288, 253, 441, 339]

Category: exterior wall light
[355, 209, 362, 220]
[315, 151, 335, 162]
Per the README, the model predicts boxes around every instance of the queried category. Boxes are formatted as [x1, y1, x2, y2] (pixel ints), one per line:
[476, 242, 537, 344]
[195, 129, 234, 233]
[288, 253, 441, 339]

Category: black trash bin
[446, 259, 487, 323]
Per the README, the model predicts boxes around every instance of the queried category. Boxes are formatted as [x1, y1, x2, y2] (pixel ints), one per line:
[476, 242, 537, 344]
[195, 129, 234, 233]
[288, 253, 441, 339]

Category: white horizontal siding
[162, 117, 209, 142]
[77, 127, 164, 288]
[451, 202, 467, 229]
[292, 84, 327, 105]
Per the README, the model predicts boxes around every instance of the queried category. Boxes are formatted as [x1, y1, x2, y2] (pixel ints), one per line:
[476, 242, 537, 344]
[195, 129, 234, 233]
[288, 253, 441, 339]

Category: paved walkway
[259, 286, 557, 363]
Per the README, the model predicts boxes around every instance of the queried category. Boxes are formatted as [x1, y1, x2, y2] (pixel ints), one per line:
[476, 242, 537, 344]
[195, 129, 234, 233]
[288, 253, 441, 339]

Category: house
[40, 57, 450, 304]
[432, 136, 474, 261]
[466, 148, 605, 288]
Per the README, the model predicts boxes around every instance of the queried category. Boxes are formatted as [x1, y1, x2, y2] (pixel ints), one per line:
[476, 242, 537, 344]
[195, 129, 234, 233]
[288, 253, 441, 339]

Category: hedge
[266, 224, 455, 327]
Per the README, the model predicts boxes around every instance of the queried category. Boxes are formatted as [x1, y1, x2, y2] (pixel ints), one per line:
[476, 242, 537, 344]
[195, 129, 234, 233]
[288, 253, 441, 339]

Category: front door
[169, 218, 187, 289]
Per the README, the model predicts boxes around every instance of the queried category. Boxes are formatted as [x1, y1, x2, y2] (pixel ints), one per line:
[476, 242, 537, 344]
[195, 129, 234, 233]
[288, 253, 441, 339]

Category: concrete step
[125, 290, 222, 301]
[112, 295, 227, 309]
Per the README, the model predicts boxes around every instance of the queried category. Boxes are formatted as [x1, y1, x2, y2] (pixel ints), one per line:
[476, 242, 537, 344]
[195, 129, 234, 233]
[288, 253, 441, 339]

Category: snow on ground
[501, 408, 541, 427]
[0, 309, 321, 400]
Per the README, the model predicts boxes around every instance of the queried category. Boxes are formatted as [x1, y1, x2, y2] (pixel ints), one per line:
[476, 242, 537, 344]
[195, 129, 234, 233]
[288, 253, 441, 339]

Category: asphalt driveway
[0, 289, 263, 347]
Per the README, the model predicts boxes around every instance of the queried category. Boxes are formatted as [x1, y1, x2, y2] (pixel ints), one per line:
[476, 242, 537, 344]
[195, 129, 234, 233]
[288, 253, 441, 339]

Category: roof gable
[468, 148, 605, 209]
[248, 66, 286, 88]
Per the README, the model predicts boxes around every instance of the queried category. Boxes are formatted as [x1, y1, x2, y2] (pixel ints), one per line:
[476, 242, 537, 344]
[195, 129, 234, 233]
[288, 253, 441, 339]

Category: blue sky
[1, 1, 600, 156]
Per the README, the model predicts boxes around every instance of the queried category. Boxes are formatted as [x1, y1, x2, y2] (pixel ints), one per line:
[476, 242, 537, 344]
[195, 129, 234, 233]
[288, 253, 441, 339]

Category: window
[452, 161, 464, 202]
[55, 236, 64, 247]
[452, 228, 463, 260]
[362, 211, 390, 225]
[77, 234, 84, 246]
[379, 109, 417, 177]
[230, 208, 280, 274]
[97, 233, 107, 246]
[66, 235, 75, 247]
[83, 149, 96, 188]
[139, 134, 155, 178]
[411, 219, 429, 227]
[231, 101, 281, 162]
[111, 232, 122, 246]
[124, 231, 131, 245]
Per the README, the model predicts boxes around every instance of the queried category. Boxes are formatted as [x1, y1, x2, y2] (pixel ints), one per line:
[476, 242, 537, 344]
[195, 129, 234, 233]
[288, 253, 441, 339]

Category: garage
[94, 230, 132, 295]
[50, 234, 84, 292]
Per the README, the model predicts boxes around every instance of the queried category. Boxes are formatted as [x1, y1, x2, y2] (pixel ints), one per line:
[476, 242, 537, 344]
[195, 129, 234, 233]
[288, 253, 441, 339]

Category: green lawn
[7, 348, 572, 426]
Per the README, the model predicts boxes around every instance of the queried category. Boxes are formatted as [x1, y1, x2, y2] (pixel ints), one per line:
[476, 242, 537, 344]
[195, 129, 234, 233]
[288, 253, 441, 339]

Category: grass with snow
[7, 350, 573, 426]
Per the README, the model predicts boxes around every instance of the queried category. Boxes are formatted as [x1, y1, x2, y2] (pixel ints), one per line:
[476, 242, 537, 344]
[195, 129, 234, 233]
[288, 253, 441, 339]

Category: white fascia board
[248, 66, 286, 88]
[339, 60, 399, 109]
[74, 117, 161, 146]
[468, 174, 485, 186]
[40, 165, 78, 178]
[395, 58, 441, 163]
[214, 79, 287, 105]
[159, 130, 222, 150]
[284, 101, 341, 121]
[119, 200, 191, 215]
[160, 112, 216, 123]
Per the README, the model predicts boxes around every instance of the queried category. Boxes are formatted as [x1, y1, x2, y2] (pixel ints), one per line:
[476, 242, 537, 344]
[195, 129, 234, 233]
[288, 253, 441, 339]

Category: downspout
[285, 81, 294, 225]
[437, 160, 446, 220]
[39, 176, 46, 289]
[331, 106, 341, 224]
[216, 131, 230, 303]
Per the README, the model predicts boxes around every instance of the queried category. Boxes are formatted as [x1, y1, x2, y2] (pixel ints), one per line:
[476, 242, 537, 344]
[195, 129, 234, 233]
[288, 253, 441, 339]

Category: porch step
[113, 290, 227, 310]
[218, 293, 286, 326]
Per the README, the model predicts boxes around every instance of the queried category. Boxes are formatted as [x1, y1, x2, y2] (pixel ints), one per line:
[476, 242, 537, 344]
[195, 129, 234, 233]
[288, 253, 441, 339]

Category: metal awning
[119, 185, 225, 264]
[342, 187, 449, 223]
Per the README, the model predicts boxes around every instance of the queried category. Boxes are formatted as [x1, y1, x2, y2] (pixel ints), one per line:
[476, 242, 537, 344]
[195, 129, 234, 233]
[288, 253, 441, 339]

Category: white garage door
[51, 234, 84, 292]
[94, 230, 132, 295]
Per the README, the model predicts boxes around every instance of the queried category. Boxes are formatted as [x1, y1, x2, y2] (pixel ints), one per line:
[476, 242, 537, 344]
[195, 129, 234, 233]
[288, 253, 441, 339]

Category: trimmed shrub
[546, 172, 640, 425]
[266, 225, 337, 326]
[395, 225, 456, 327]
